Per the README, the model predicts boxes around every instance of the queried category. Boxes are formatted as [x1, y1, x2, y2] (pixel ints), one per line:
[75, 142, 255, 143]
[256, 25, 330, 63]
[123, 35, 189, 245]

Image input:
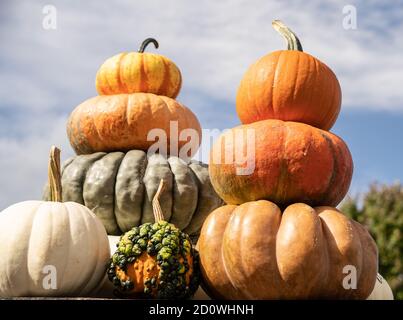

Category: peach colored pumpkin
[198, 201, 378, 299]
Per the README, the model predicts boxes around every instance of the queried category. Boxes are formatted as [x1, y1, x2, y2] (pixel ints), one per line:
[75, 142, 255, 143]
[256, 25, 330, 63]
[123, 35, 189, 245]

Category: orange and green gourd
[107, 179, 200, 299]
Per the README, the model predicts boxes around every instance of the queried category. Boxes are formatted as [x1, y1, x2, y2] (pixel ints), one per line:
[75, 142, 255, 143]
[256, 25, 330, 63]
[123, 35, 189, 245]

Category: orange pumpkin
[209, 119, 353, 207]
[96, 38, 182, 98]
[67, 93, 201, 155]
[236, 20, 341, 130]
[198, 201, 378, 299]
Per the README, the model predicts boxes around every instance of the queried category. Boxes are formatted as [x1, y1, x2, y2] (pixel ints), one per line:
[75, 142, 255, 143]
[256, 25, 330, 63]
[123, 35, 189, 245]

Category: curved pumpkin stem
[152, 179, 165, 222]
[48, 146, 62, 202]
[272, 20, 303, 52]
[138, 38, 159, 53]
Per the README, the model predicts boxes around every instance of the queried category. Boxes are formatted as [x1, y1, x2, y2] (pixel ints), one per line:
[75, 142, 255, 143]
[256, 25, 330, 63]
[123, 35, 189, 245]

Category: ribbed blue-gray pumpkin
[43, 151, 223, 240]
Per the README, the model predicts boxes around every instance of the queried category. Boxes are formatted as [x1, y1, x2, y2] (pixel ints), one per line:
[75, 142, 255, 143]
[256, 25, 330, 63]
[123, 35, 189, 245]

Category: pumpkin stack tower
[199, 21, 379, 299]
[67, 37, 201, 156]
[46, 38, 223, 239]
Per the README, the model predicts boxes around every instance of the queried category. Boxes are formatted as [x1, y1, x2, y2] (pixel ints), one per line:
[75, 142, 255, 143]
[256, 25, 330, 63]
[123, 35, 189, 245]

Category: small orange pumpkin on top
[96, 38, 182, 98]
[236, 20, 341, 130]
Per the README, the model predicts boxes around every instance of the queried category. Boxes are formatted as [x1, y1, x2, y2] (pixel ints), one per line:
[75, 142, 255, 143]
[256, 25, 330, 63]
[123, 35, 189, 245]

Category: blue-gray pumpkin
[43, 150, 223, 239]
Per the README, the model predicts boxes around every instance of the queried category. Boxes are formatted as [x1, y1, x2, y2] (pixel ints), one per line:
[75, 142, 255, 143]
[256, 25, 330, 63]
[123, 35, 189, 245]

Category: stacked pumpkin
[40, 38, 222, 299]
[198, 21, 379, 299]
[44, 38, 223, 241]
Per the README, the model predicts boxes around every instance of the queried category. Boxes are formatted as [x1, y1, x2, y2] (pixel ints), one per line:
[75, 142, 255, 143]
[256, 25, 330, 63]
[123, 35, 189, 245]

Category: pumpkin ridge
[165, 157, 175, 224]
[323, 132, 353, 206]
[61, 157, 75, 175]
[317, 131, 338, 206]
[114, 150, 148, 231]
[64, 153, 105, 204]
[249, 59, 261, 121]
[314, 57, 328, 128]
[67, 107, 86, 154]
[89, 96, 109, 152]
[117, 52, 128, 93]
[68, 203, 99, 295]
[139, 54, 148, 93]
[324, 66, 342, 130]
[103, 55, 121, 95]
[75, 203, 110, 295]
[96, 63, 107, 94]
[166, 158, 198, 230]
[74, 107, 91, 155]
[298, 54, 316, 125]
[351, 221, 364, 299]
[184, 161, 223, 238]
[279, 122, 291, 204]
[316, 212, 331, 297]
[174, 62, 182, 98]
[221, 205, 245, 296]
[22, 203, 43, 296]
[331, 134, 353, 205]
[53, 203, 71, 293]
[291, 52, 301, 113]
[317, 209, 357, 298]
[83, 153, 124, 235]
[183, 162, 203, 236]
[352, 220, 378, 296]
[318, 60, 337, 130]
[108, 153, 126, 235]
[138, 153, 148, 224]
[272, 52, 285, 118]
[173, 161, 200, 231]
[158, 58, 171, 98]
[220, 210, 241, 298]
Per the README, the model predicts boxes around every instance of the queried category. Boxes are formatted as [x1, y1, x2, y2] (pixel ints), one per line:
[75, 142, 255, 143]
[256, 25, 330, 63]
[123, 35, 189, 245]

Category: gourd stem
[152, 179, 165, 222]
[48, 146, 62, 202]
[138, 38, 159, 53]
[272, 20, 303, 52]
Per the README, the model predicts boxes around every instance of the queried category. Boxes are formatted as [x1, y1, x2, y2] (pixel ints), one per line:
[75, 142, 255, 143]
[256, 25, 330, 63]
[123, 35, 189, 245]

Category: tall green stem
[272, 20, 303, 51]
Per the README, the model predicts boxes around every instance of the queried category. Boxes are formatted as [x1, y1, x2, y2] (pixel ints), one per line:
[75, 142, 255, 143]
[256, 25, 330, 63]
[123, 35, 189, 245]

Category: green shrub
[341, 182, 403, 300]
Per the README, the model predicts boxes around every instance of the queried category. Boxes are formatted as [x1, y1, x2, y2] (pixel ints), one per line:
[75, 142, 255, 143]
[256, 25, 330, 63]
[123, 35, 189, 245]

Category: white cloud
[2, 0, 403, 113]
[0, 115, 73, 208]
[0, 0, 402, 207]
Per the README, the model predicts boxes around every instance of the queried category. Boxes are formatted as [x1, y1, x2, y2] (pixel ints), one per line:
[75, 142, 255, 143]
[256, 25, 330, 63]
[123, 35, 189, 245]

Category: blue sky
[0, 0, 402, 208]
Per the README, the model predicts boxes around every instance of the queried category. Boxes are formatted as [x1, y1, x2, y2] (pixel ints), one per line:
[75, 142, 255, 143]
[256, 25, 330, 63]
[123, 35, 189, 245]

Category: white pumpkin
[0, 147, 110, 297]
[366, 274, 394, 300]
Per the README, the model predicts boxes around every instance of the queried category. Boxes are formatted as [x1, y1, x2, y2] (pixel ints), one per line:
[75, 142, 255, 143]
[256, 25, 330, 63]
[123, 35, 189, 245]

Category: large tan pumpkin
[67, 92, 201, 156]
[198, 201, 378, 299]
[0, 147, 110, 297]
[209, 119, 353, 207]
